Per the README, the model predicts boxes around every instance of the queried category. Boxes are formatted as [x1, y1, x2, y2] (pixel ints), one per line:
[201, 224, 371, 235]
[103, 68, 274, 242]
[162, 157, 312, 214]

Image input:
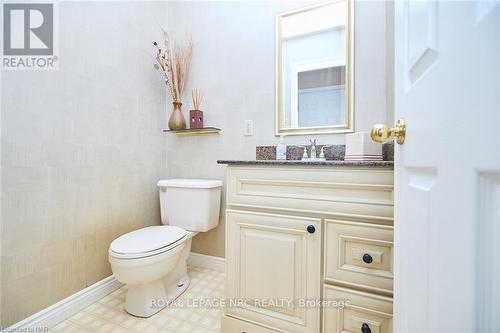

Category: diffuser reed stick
[191, 89, 204, 110]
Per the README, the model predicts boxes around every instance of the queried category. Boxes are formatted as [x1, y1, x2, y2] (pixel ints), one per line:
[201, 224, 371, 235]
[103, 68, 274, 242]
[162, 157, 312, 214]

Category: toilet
[108, 179, 222, 317]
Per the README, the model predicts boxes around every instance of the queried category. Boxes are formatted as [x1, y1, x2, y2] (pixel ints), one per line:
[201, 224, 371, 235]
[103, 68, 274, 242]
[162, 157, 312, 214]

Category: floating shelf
[163, 127, 221, 136]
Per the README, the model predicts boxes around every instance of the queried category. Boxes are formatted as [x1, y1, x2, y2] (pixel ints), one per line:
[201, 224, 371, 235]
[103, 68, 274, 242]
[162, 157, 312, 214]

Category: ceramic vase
[168, 102, 186, 130]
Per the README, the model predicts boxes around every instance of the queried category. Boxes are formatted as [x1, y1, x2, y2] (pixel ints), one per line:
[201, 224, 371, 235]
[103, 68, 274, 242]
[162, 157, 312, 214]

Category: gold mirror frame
[275, 0, 354, 136]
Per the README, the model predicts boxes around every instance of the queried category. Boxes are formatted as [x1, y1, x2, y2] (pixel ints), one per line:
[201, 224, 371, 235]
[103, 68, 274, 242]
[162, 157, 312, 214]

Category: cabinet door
[221, 314, 279, 333]
[225, 209, 321, 333]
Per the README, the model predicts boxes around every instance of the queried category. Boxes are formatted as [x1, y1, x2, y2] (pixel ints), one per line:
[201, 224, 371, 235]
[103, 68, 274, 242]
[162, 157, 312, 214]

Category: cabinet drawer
[227, 166, 394, 224]
[324, 220, 393, 294]
[221, 315, 279, 333]
[323, 285, 393, 333]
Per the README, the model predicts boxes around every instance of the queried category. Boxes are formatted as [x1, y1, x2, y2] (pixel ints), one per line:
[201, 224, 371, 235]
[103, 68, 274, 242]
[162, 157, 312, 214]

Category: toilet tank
[157, 179, 222, 232]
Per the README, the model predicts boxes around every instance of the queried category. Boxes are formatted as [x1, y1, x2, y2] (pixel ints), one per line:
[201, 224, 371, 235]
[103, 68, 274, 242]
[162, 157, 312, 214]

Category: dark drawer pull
[362, 253, 373, 264]
[361, 323, 371, 333]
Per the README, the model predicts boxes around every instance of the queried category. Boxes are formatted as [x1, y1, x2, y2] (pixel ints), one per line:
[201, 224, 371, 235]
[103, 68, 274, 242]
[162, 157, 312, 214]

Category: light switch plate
[244, 120, 254, 136]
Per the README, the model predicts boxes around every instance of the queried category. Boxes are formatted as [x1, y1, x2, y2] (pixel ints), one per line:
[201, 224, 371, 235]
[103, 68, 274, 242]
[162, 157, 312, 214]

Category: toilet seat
[109, 226, 187, 260]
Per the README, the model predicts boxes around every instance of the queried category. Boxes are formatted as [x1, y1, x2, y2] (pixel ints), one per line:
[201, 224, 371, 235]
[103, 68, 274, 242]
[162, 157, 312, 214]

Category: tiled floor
[51, 266, 225, 333]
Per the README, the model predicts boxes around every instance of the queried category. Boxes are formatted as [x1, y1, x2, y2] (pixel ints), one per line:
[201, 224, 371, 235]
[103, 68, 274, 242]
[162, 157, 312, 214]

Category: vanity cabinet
[221, 164, 394, 333]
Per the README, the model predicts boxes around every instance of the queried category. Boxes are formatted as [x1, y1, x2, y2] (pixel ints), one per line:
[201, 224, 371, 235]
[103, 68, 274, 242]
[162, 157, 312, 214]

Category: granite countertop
[217, 160, 394, 167]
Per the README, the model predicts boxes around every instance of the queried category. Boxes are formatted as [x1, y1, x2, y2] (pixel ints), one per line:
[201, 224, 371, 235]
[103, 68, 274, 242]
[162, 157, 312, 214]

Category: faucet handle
[299, 146, 309, 160]
[319, 145, 332, 159]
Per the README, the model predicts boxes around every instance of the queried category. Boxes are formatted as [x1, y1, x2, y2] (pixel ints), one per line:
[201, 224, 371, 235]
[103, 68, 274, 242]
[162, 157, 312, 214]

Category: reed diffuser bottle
[189, 89, 204, 129]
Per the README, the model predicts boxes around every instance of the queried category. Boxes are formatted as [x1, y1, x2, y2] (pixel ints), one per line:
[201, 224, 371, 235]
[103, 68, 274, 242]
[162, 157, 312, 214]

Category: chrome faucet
[300, 140, 331, 161]
[310, 139, 317, 159]
[300, 139, 325, 161]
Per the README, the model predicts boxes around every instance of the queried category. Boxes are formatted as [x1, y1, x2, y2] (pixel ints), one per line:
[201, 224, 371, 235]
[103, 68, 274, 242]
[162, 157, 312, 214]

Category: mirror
[276, 0, 354, 135]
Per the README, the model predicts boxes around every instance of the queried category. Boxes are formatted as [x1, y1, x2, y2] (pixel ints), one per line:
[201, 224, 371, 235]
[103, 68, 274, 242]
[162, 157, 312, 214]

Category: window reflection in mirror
[276, 0, 353, 135]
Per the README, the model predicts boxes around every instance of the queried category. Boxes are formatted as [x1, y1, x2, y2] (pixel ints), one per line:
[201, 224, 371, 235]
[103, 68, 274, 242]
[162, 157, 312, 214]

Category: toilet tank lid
[157, 179, 223, 189]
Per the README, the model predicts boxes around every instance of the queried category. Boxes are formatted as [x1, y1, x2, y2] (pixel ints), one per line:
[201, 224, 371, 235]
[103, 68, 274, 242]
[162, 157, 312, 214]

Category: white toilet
[108, 179, 222, 317]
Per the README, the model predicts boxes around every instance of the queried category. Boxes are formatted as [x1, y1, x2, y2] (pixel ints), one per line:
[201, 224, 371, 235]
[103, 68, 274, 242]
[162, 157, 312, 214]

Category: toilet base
[124, 273, 190, 318]
[123, 239, 192, 318]
[112, 234, 195, 318]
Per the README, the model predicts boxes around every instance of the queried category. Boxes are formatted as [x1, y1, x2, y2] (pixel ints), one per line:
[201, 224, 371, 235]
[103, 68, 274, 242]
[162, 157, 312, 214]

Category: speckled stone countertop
[217, 160, 394, 167]
[255, 143, 394, 161]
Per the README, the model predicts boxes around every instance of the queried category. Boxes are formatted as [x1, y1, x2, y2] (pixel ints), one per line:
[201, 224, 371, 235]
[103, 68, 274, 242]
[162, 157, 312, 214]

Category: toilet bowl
[108, 179, 222, 317]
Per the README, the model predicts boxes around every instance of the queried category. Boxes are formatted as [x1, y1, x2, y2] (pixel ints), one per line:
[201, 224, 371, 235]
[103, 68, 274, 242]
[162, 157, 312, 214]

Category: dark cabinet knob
[362, 253, 373, 264]
[361, 323, 371, 333]
[307, 225, 315, 234]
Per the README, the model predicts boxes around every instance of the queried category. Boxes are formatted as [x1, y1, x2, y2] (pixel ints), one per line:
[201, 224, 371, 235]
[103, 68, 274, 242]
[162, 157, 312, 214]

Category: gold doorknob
[371, 119, 406, 145]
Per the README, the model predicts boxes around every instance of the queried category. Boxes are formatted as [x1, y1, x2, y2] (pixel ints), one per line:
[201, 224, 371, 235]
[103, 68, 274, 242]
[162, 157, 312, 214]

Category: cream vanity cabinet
[220, 163, 394, 333]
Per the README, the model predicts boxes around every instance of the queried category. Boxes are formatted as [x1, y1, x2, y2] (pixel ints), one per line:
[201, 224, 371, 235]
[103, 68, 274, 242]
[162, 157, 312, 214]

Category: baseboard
[187, 252, 225, 272]
[8, 275, 123, 331]
[8, 253, 224, 330]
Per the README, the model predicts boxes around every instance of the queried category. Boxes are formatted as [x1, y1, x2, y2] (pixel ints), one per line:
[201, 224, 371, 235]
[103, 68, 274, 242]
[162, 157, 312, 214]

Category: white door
[392, 1, 500, 332]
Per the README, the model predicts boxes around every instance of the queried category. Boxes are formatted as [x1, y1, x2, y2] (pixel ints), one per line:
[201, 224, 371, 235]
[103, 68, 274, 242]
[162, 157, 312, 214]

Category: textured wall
[165, 1, 392, 257]
[1, 2, 168, 327]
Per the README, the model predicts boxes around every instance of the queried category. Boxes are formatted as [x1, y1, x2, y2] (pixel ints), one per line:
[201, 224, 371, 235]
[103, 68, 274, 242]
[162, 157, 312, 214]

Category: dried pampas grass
[153, 30, 193, 103]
